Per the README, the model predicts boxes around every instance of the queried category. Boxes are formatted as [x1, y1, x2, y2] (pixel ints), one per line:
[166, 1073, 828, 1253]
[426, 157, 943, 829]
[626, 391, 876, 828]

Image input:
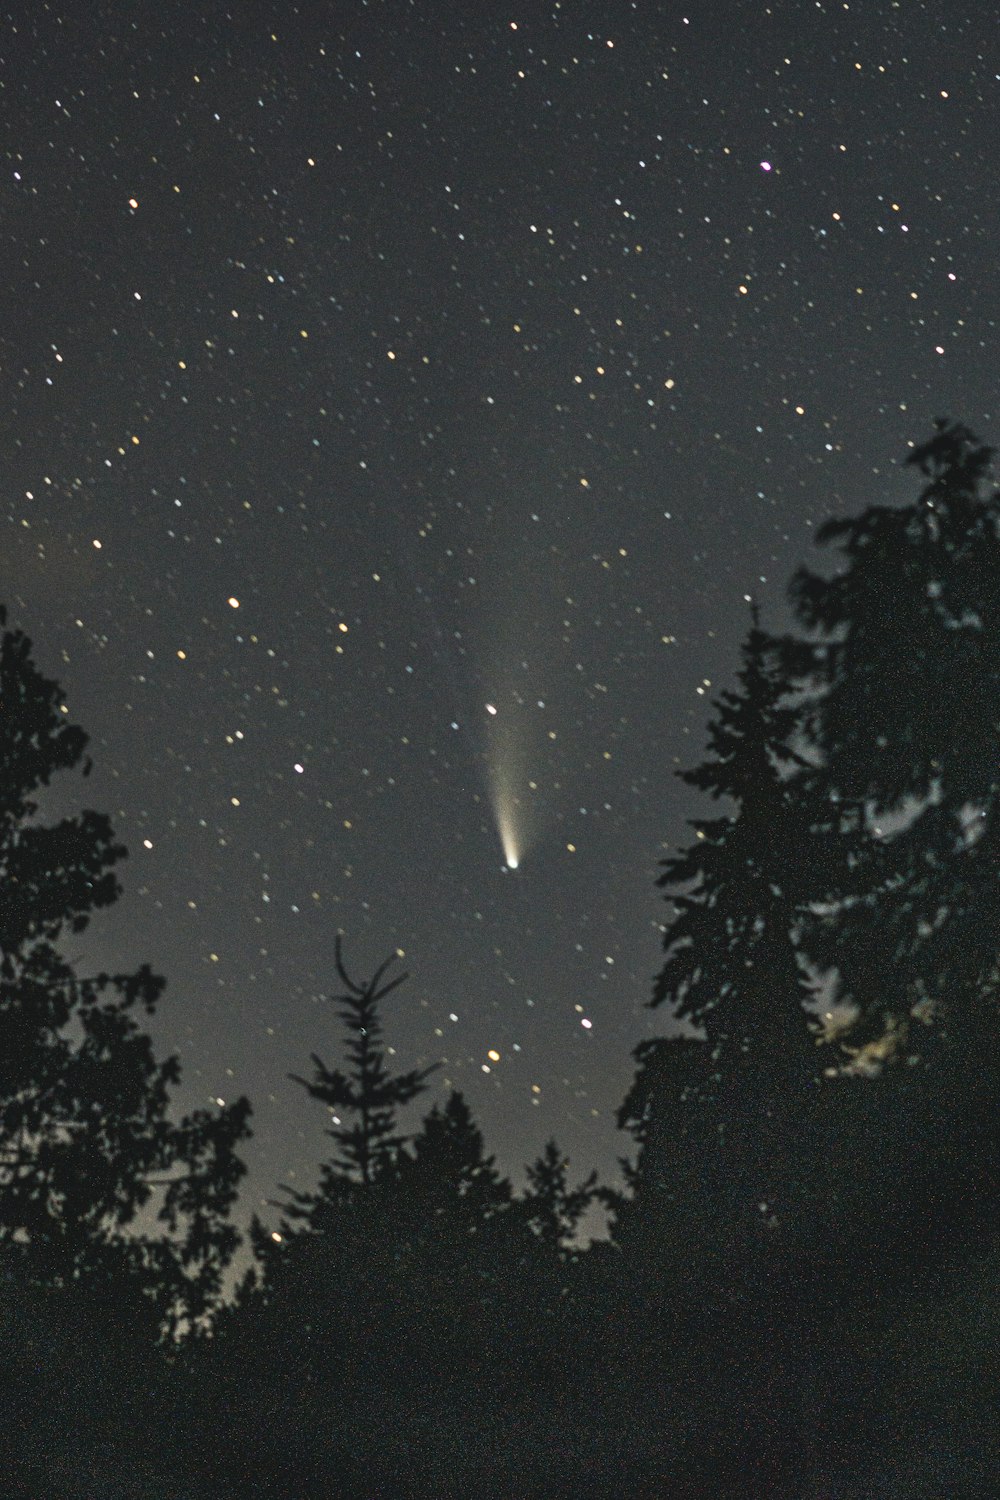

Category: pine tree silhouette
[398, 1089, 511, 1211]
[0, 606, 253, 1495]
[197, 940, 439, 1499]
[522, 1138, 597, 1253]
[783, 418, 1000, 1052]
[777, 420, 1000, 1302]
[387, 1091, 576, 1493]
[288, 934, 437, 1187]
[611, 607, 836, 1493]
[636, 605, 821, 1248]
[260, 936, 438, 1394]
[748, 420, 1000, 1482]
[391, 1089, 517, 1347]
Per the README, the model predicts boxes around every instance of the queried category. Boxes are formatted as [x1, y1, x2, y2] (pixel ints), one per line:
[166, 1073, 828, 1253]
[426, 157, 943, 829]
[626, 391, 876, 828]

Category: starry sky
[3, 0, 997, 1231]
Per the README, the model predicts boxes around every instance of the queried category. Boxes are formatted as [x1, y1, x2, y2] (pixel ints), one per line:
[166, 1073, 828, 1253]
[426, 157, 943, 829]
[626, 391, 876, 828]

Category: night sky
[3, 1, 996, 1233]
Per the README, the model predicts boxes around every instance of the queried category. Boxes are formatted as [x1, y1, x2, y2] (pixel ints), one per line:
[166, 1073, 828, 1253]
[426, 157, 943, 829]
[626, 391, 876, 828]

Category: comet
[484, 693, 536, 870]
[495, 796, 522, 869]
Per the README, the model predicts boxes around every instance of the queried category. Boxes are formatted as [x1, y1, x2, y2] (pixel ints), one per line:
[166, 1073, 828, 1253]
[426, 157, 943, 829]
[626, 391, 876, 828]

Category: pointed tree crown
[787, 417, 1000, 811]
[290, 935, 437, 1186]
[652, 607, 816, 1059]
[400, 1089, 512, 1219]
[779, 419, 1000, 1045]
[522, 1138, 597, 1253]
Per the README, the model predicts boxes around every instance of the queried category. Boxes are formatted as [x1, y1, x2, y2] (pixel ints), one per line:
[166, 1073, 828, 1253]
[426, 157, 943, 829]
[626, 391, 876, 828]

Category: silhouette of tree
[190, 941, 440, 1498]
[611, 1033, 709, 1256]
[638, 606, 822, 1248]
[783, 419, 1000, 1054]
[390, 1090, 518, 1359]
[753, 420, 1000, 1479]
[0, 606, 250, 1337]
[608, 608, 850, 1492]
[776, 423, 1000, 1291]
[396, 1088, 511, 1214]
[288, 934, 437, 1187]
[216, 999, 588, 1496]
[386, 1092, 594, 1495]
[522, 1138, 597, 1252]
[517, 1137, 599, 1400]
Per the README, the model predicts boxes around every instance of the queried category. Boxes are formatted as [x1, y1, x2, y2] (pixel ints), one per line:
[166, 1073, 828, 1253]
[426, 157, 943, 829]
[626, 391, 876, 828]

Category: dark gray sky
[2, 0, 995, 1230]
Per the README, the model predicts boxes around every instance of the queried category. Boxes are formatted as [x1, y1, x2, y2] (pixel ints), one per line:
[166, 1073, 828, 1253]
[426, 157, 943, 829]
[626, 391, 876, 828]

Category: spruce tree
[778, 419, 1000, 1298]
[288, 934, 437, 1188]
[397, 1089, 511, 1216]
[612, 609, 834, 1492]
[783, 419, 1000, 1055]
[522, 1138, 597, 1254]
[391, 1090, 517, 1345]
[611, 1033, 711, 1261]
[633, 606, 821, 1247]
[252, 937, 437, 1358]
[202, 941, 437, 1495]
[388, 1091, 581, 1493]
[742, 420, 1000, 1474]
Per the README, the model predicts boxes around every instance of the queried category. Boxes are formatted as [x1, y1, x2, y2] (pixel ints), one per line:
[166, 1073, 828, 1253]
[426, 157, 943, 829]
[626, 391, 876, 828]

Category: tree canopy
[0, 606, 250, 1334]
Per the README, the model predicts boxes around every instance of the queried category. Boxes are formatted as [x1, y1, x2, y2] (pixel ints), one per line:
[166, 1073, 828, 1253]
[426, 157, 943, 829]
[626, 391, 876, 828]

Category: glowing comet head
[495, 799, 522, 871]
[484, 690, 533, 871]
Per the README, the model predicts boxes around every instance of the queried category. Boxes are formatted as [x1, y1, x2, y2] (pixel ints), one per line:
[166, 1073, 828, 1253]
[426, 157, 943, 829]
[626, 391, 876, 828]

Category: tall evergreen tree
[776, 418, 1000, 1304]
[783, 419, 1000, 1055]
[288, 934, 437, 1188]
[397, 1089, 511, 1215]
[387, 1093, 596, 1495]
[522, 1138, 597, 1253]
[390, 1090, 518, 1353]
[610, 1033, 711, 1260]
[701, 422, 1000, 1482]
[0, 605, 250, 1334]
[195, 941, 438, 1498]
[249, 937, 438, 1366]
[612, 609, 836, 1494]
[516, 1138, 599, 1411]
[630, 606, 821, 1248]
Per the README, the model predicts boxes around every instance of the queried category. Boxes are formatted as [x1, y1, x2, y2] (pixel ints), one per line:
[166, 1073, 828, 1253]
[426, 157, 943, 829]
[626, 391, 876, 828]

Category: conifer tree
[195, 940, 437, 1497]
[288, 934, 437, 1188]
[398, 1089, 511, 1216]
[783, 419, 1000, 1056]
[611, 1033, 710, 1261]
[507, 1140, 603, 1444]
[252, 937, 438, 1346]
[388, 1089, 586, 1492]
[522, 1138, 597, 1253]
[391, 1089, 517, 1347]
[633, 606, 821, 1247]
[732, 420, 1000, 1472]
[0, 605, 250, 1334]
[604, 610, 842, 1492]
[776, 419, 1000, 1298]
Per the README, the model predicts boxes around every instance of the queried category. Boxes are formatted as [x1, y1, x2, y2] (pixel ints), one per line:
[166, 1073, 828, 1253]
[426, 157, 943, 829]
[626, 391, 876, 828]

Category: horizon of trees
[3, 418, 1000, 1496]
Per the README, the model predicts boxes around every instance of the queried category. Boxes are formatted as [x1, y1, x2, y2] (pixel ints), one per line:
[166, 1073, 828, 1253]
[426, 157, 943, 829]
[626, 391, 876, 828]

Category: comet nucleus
[484, 682, 536, 871]
[496, 800, 522, 870]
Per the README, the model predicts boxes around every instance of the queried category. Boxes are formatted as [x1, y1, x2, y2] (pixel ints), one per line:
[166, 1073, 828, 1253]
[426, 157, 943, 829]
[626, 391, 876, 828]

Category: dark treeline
[4, 420, 1000, 1497]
